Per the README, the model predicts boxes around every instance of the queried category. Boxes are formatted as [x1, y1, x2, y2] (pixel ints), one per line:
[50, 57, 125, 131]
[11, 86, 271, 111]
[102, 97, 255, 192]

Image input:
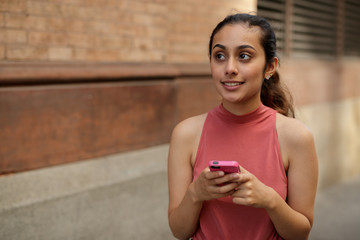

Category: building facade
[0, 0, 359, 239]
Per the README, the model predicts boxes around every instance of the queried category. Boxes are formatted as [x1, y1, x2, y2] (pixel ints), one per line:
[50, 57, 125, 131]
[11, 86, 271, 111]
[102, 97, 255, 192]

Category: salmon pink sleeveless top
[192, 104, 287, 240]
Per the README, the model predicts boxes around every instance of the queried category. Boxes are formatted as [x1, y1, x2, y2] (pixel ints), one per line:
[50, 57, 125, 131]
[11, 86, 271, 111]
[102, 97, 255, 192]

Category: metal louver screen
[257, 0, 286, 53]
[344, 0, 360, 56]
[292, 0, 337, 57]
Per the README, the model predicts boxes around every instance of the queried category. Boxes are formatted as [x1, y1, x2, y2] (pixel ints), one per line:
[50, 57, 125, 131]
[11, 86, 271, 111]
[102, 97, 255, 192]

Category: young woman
[168, 13, 318, 240]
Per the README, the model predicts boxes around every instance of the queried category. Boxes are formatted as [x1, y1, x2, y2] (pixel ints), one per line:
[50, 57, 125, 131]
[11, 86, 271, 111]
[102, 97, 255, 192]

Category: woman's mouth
[221, 81, 245, 89]
[223, 82, 244, 86]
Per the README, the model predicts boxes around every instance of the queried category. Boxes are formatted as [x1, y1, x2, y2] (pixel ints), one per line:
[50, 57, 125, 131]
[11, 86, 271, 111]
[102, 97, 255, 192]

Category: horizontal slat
[344, 46, 360, 51]
[293, 26, 334, 37]
[258, 11, 285, 21]
[276, 41, 284, 48]
[311, 0, 337, 5]
[258, 0, 284, 3]
[292, 33, 335, 44]
[344, 53, 360, 57]
[294, 0, 336, 14]
[344, 50, 360, 54]
[344, 21, 360, 32]
[344, 13, 360, 23]
[344, 0, 360, 53]
[293, 15, 336, 29]
[292, 52, 336, 59]
[346, 0, 360, 8]
[275, 31, 285, 38]
[344, 26, 360, 36]
[344, 35, 360, 44]
[344, 45, 360, 51]
[345, 27, 360, 36]
[264, 24, 284, 34]
[344, 6, 360, 19]
[292, 42, 334, 51]
[344, 51, 360, 56]
[293, 6, 335, 22]
[257, 0, 285, 11]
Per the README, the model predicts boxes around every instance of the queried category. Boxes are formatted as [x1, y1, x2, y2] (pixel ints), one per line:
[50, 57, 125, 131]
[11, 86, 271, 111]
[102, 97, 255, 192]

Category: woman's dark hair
[209, 13, 295, 117]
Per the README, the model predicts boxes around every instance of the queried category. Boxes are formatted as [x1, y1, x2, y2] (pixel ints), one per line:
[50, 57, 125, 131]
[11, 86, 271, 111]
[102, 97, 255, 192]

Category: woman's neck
[222, 99, 262, 116]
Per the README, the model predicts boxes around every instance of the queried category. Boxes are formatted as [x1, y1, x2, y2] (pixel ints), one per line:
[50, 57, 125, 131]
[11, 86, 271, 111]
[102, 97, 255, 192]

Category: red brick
[0, 0, 253, 63]
[0, 45, 5, 59]
[49, 47, 73, 61]
[87, 21, 120, 35]
[28, 31, 67, 46]
[60, 5, 118, 21]
[5, 14, 27, 28]
[27, 1, 62, 16]
[66, 19, 89, 33]
[7, 45, 48, 60]
[0, 13, 4, 27]
[86, 0, 124, 8]
[74, 48, 119, 62]
[67, 34, 94, 48]
[127, 1, 147, 13]
[94, 36, 131, 49]
[0, 0, 26, 13]
[145, 2, 167, 14]
[0, 29, 26, 44]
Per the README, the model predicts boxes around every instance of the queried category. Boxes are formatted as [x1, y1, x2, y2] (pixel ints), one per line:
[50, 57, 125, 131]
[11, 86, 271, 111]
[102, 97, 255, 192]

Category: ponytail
[261, 70, 295, 118]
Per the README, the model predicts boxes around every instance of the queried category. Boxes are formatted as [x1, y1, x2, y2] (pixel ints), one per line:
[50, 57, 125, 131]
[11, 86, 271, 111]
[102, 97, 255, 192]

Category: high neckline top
[216, 103, 270, 125]
[192, 103, 287, 240]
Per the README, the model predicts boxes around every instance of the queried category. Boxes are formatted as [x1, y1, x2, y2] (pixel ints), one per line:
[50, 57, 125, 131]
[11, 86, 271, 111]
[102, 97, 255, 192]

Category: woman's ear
[264, 57, 279, 79]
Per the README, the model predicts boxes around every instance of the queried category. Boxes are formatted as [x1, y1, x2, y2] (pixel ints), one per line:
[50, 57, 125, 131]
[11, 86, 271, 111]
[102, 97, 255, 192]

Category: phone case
[209, 160, 240, 174]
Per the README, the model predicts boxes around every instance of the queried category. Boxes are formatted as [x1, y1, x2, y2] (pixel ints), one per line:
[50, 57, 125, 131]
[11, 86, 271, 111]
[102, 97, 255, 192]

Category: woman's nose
[225, 58, 238, 75]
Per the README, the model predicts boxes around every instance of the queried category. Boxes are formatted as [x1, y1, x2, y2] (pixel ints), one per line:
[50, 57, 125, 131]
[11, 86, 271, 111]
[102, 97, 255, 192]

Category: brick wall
[0, 0, 256, 174]
[0, 0, 255, 63]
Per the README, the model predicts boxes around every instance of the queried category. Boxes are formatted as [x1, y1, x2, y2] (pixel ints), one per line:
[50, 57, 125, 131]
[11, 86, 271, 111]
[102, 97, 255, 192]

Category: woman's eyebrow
[212, 44, 256, 51]
[213, 44, 226, 50]
[237, 45, 256, 51]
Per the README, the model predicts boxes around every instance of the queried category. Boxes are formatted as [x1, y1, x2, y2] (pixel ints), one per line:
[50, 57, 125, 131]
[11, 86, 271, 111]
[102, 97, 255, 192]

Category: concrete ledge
[0, 144, 174, 239]
[0, 62, 180, 84]
[0, 62, 211, 85]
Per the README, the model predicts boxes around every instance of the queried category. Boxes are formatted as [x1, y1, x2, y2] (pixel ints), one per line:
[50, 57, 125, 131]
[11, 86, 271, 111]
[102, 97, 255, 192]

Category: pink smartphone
[209, 161, 240, 174]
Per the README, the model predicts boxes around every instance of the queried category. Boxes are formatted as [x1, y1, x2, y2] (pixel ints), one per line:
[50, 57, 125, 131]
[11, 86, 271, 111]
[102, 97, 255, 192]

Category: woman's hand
[190, 167, 240, 203]
[231, 166, 275, 209]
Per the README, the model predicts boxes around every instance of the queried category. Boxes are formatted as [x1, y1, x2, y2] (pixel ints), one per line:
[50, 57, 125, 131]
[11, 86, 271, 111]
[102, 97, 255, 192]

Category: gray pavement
[310, 177, 360, 240]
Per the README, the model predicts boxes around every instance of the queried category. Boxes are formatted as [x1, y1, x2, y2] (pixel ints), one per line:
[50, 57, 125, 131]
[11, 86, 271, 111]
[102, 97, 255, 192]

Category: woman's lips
[221, 81, 245, 90]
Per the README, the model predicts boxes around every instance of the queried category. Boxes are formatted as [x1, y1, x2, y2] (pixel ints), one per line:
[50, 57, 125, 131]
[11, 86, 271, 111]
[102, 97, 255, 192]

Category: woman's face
[210, 23, 273, 114]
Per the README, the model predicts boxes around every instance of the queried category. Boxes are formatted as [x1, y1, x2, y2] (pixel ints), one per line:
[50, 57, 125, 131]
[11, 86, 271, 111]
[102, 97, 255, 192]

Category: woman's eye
[239, 54, 250, 60]
[215, 53, 225, 60]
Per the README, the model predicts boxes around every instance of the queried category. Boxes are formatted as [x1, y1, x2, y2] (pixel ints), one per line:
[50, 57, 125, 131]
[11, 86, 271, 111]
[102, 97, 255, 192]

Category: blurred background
[0, 0, 359, 239]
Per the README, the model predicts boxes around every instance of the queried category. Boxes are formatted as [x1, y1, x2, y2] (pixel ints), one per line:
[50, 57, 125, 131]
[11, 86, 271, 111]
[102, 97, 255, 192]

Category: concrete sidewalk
[310, 177, 360, 240]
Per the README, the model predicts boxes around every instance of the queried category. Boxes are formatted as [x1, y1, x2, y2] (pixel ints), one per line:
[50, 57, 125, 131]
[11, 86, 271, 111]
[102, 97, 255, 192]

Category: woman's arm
[167, 117, 203, 239]
[270, 116, 318, 239]
[168, 116, 240, 239]
[231, 116, 318, 240]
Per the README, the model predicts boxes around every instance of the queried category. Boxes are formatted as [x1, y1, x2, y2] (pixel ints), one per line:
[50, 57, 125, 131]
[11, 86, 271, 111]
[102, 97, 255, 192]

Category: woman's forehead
[212, 24, 262, 48]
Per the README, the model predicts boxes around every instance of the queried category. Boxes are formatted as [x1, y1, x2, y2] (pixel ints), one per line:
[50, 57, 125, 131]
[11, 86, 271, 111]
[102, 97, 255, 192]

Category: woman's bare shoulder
[171, 113, 208, 142]
[169, 113, 208, 167]
[276, 113, 315, 149]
